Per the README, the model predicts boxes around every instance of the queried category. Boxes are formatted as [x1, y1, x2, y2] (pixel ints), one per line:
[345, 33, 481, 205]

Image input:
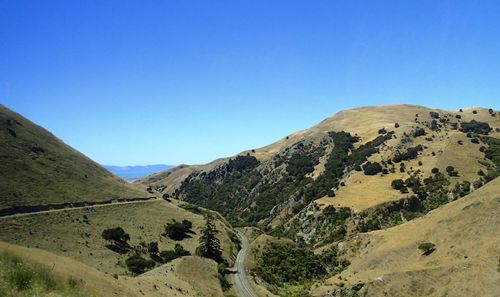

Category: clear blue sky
[1, 0, 499, 166]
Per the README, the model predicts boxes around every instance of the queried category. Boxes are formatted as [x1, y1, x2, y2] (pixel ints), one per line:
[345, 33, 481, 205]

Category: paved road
[0, 198, 158, 219]
[233, 231, 259, 297]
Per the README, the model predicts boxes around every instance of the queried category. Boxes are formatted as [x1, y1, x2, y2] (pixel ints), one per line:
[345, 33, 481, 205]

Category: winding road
[0, 198, 157, 219]
[233, 231, 259, 297]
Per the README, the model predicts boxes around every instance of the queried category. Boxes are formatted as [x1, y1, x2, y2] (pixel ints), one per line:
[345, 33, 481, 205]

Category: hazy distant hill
[104, 164, 172, 181]
[0, 104, 149, 210]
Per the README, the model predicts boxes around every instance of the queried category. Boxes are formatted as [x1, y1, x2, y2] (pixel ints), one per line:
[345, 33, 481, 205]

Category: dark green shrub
[460, 120, 491, 135]
[163, 221, 193, 240]
[255, 243, 326, 286]
[431, 167, 439, 174]
[391, 179, 405, 190]
[179, 203, 203, 214]
[363, 162, 382, 175]
[287, 152, 317, 178]
[429, 112, 440, 119]
[446, 166, 458, 177]
[101, 227, 131, 253]
[125, 255, 155, 275]
[393, 145, 423, 163]
[418, 242, 436, 256]
[148, 242, 159, 257]
[413, 128, 426, 137]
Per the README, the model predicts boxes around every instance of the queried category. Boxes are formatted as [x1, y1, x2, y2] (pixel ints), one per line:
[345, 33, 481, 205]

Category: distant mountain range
[103, 164, 172, 182]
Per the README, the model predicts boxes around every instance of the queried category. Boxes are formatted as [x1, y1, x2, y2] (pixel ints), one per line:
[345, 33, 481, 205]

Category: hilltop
[139, 104, 499, 230]
[0, 104, 149, 210]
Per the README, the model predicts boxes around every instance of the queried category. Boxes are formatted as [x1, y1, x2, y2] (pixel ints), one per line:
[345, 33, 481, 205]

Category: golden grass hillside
[0, 241, 222, 297]
[312, 177, 500, 297]
[0, 104, 149, 210]
[139, 105, 499, 229]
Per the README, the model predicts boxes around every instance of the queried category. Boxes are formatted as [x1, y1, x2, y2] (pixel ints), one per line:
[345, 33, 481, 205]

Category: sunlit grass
[0, 251, 95, 297]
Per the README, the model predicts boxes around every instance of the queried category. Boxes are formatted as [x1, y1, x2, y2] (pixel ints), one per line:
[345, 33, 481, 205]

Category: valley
[1, 104, 499, 297]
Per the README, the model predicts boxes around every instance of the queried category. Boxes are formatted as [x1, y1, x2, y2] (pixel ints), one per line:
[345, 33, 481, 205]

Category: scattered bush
[418, 242, 436, 256]
[446, 166, 459, 177]
[159, 244, 191, 263]
[102, 227, 131, 253]
[391, 179, 405, 190]
[431, 167, 439, 174]
[363, 162, 382, 175]
[460, 120, 492, 135]
[148, 241, 159, 258]
[163, 220, 193, 240]
[125, 254, 155, 275]
[378, 128, 387, 134]
[413, 128, 426, 137]
[429, 111, 440, 119]
[393, 145, 423, 163]
[179, 203, 203, 214]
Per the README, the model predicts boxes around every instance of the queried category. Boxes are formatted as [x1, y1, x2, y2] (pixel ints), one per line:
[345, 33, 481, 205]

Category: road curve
[233, 231, 259, 297]
[0, 198, 158, 219]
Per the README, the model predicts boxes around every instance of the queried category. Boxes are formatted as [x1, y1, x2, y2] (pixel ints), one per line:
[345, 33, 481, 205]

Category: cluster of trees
[163, 219, 194, 240]
[101, 213, 226, 278]
[287, 152, 318, 179]
[175, 130, 393, 224]
[101, 227, 131, 254]
[393, 145, 423, 163]
[102, 222, 194, 275]
[363, 162, 382, 175]
[446, 166, 459, 177]
[413, 128, 426, 137]
[255, 242, 327, 286]
[159, 243, 191, 263]
[460, 120, 492, 135]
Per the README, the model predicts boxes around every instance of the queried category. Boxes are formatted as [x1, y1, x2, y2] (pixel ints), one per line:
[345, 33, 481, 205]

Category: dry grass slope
[0, 104, 149, 210]
[312, 177, 500, 297]
[0, 200, 237, 275]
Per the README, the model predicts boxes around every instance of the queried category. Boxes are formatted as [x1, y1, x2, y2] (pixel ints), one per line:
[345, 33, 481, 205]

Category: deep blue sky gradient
[1, 0, 499, 165]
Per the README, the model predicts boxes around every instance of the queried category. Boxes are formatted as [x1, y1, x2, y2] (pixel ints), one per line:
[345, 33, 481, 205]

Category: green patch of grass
[0, 251, 93, 296]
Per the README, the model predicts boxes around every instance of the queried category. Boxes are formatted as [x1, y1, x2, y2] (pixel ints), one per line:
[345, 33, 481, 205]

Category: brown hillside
[312, 177, 500, 297]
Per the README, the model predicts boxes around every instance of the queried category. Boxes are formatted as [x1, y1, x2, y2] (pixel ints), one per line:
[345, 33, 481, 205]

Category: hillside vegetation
[141, 105, 499, 231]
[0, 105, 149, 210]
[311, 176, 500, 297]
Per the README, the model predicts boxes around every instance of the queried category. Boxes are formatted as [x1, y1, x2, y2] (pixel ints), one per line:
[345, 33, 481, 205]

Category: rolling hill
[139, 105, 499, 235]
[312, 176, 500, 297]
[0, 104, 150, 210]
